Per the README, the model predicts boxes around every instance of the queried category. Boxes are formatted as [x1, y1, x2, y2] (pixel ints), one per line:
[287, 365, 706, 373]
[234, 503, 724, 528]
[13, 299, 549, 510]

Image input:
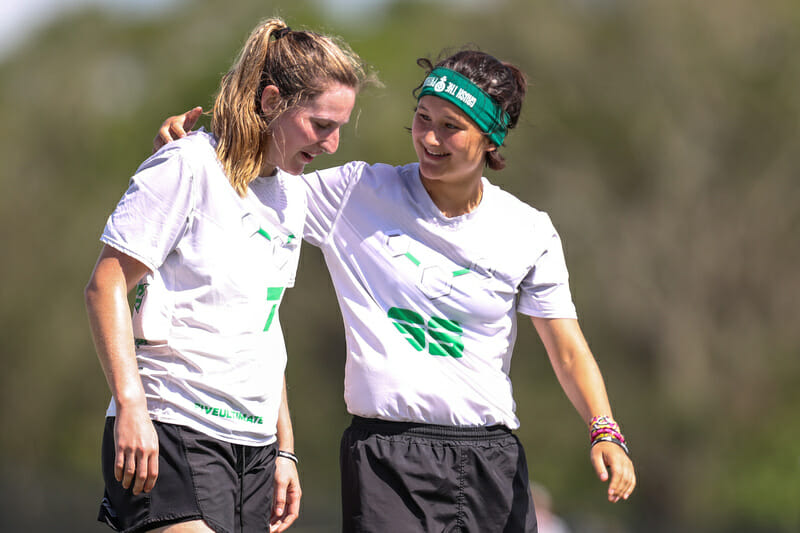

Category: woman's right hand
[152, 106, 203, 153]
[113, 405, 160, 495]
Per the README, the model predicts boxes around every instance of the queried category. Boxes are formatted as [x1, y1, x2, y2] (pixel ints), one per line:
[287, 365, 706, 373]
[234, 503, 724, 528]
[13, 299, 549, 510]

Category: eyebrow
[417, 103, 467, 124]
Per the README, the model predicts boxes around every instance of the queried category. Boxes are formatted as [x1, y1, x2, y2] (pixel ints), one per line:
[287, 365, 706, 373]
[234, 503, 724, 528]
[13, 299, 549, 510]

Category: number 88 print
[387, 307, 464, 358]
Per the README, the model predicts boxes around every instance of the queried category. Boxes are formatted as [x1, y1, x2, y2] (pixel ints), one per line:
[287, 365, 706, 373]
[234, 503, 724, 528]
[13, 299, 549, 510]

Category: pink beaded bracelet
[589, 415, 630, 455]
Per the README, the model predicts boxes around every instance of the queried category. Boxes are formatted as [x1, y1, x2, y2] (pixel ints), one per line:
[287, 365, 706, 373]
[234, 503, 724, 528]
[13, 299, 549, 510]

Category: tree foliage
[1, 0, 798, 531]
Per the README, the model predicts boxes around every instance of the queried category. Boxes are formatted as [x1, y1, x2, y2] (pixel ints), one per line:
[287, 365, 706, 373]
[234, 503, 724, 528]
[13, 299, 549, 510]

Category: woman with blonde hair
[86, 18, 367, 533]
[159, 48, 636, 532]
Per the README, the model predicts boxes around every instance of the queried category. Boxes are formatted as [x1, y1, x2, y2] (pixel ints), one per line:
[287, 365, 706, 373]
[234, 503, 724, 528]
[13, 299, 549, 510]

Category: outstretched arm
[85, 245, 157, 495]
[152, 106, 203, 153]
[531, 316, 636, 503]
[270, 376, 301, 532]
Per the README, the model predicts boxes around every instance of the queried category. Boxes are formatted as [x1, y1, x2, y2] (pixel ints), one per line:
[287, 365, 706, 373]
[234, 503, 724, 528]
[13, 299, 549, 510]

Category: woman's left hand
[590, 441, 636, 503]
[270, 455, 301, 532]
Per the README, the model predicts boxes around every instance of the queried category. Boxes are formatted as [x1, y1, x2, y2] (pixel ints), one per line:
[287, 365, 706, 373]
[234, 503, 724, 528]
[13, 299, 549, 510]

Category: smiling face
[263, 83, 357, 175]
[411, 95, 494, 186]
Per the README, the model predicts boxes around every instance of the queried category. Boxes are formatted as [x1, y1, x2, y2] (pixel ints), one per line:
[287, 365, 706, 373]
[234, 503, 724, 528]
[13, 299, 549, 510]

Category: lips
[424, 147, 449, 159]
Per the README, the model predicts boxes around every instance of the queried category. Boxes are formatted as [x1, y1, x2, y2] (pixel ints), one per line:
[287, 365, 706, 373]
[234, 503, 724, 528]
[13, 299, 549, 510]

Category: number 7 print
[263, 287, 284, 332]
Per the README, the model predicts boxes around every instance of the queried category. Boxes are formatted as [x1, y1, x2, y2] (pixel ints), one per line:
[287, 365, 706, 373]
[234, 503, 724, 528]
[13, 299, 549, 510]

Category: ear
[260, 85, 281, 115]
[485, 142, 498, 153]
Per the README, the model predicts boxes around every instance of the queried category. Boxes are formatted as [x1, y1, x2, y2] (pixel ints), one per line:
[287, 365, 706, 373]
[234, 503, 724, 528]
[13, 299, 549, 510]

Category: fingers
[143, 450, 160, 493]
[116, 447, 159, 495]
[152, 121, 181, 154]
[272, 476, 288, 523]
[184, 106, 202, 131]
[607, 453, 636, 503]
[152, 107, 203, 154]
[590, 445, 609, 483]
[276, 482, 301, 532]
[114, 447, 128, 484]
[270, 496, 300, 532]
[117, 447, 159, 495]
[113, 415, 159, 495]
[591, 442, 637, 503]
[152, 119, 179, 153]
[271, 459, 301, 532]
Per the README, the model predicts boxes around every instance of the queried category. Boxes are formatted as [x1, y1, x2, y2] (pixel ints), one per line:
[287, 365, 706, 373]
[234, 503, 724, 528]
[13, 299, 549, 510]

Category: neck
[259, 163, 277, 177]
[420, 174, 484, 218]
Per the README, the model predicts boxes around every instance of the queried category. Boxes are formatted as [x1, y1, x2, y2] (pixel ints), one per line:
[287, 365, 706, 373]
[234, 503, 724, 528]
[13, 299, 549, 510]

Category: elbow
[84, 274, 103, 313]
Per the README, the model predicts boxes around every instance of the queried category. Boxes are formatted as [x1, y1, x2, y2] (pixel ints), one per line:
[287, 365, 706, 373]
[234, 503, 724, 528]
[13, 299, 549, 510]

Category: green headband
[418, 67, 510, 147]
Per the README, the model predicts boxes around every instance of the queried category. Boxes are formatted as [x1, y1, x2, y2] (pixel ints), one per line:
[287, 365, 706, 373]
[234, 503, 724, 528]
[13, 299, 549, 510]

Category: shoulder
[356, 161, 416, 188]
[304, 160, 404, 194]
[331, 160, 411, 179]
[484, 179, 554, 230]
[128, 130, 221, 201]
[137, 129, 217, 175]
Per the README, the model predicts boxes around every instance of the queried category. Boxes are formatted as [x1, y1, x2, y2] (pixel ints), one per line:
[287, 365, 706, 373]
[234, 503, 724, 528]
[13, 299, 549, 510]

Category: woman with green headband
[155, 48, 636, 532]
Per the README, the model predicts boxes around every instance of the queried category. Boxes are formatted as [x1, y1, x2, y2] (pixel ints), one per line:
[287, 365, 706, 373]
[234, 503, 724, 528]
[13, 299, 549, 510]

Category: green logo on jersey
[388, 307, 464, 358]
[194, 402, 264, 425]
[263, 287, 285, 332]
[256, 227, 296, 245]
[133, 282, 148, 312]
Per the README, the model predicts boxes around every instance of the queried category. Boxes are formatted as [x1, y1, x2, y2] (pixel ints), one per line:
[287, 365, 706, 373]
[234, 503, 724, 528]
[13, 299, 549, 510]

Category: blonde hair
[212, 18, 368, 195]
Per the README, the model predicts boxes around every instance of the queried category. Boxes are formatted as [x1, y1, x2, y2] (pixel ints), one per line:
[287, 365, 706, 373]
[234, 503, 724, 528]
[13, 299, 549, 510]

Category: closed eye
[313, 120, 334, 131]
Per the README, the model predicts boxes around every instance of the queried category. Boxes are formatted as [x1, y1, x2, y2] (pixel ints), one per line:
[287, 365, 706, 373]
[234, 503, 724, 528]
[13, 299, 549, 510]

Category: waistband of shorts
[350, 416, 512, 441]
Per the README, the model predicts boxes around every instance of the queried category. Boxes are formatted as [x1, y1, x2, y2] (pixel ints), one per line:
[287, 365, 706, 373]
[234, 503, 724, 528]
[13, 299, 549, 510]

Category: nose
[423, 126, 440, 147]
[319, 128, 340, 154]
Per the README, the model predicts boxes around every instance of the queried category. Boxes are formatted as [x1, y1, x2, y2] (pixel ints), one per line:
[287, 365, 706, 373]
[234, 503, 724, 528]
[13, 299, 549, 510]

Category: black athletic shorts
[98, 417, 276, 533]
[340, 416, 537, 532]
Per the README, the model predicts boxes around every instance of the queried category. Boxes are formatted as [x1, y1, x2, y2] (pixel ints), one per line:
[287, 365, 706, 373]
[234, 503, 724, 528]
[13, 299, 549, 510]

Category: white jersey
[101, 130, 305, 445]
[302, 161, 576, 429]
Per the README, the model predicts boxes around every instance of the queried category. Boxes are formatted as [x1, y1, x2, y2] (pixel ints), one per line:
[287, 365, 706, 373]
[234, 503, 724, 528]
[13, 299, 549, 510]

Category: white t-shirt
[101, 130, 305, 445]
[302, 161, 576, 429]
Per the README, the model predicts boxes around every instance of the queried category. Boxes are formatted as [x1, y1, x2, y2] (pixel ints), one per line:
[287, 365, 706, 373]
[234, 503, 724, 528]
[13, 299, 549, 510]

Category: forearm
[276, 376, 294, 452]
[532, 317, 614, 424]
[551, 343, 612, 424]
[531, 316, 636, 501]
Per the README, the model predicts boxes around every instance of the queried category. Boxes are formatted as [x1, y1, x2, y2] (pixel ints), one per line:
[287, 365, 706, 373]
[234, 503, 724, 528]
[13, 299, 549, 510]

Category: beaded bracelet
[589, 415, 629, 456]
[277, 450, 299, 465]
[592, 435, 630, 456]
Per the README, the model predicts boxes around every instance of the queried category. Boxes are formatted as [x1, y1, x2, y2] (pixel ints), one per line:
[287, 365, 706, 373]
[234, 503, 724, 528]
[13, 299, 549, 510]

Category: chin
[418, 163, 445, 180]
[282, 162, 305, 175]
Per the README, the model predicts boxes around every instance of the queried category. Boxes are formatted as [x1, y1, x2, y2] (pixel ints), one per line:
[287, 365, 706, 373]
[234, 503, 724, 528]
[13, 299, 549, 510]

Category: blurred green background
[1, 0, 798, 531]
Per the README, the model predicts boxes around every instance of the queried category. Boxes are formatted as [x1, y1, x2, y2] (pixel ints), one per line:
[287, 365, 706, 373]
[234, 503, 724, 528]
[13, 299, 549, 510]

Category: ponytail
[212, 18, 369, 195]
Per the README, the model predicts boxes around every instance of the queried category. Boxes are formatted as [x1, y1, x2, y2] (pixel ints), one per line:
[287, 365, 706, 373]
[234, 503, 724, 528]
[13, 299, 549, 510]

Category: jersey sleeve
[100, 146, 195, 271]
[301, 161, 366, 246]
[516, 213, 578, 319]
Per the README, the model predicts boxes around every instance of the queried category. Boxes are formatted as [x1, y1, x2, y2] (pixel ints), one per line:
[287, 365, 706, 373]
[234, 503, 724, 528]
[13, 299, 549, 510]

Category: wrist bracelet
[591, 435, 630, 456]
[589, 415, 629, 456]
[277, 450, 299, 465]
